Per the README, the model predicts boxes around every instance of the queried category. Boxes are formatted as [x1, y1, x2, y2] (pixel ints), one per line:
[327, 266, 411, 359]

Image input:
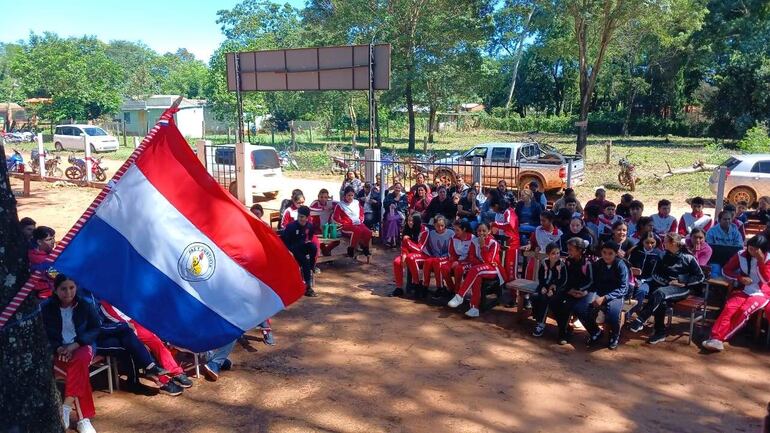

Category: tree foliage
[0, 0, 766, 145]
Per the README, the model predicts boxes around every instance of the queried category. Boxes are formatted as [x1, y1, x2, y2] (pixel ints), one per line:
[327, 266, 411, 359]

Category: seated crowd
[364, 173, 770, 352]
[19, 169, 769, 432]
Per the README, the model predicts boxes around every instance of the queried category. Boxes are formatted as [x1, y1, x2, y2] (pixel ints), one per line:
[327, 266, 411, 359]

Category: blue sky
[0, 0, 306, 62]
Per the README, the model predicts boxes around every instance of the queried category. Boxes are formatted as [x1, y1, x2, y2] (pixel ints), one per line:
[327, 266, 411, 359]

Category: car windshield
[83, 127, 108, 136]
[251, 149, 280, 169]
[720, 157, 742, 170]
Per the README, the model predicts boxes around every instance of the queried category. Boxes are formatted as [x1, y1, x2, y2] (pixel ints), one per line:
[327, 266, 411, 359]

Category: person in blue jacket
[580, 240, 630, 350]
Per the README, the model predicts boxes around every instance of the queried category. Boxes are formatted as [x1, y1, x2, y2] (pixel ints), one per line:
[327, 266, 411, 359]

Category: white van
[53, 125, 119, 153]
[205, 144, 283, 203]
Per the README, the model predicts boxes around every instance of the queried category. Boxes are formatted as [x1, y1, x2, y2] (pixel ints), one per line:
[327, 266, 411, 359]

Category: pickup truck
[429, 142, 584, 193]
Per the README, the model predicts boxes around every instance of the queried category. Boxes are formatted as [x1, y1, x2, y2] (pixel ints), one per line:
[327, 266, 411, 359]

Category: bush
[478, 112, 710, 137]
[737, 124, 770, 153]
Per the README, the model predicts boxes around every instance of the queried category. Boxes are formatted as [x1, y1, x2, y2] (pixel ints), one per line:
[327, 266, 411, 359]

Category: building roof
[0, 102, 24, 111]
[121, 95, 206, 111]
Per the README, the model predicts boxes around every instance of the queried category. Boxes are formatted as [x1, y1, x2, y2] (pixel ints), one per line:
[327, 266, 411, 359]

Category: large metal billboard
[225, 44, 391, 92]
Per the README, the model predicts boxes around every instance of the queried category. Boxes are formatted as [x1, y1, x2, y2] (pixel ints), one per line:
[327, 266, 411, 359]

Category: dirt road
[11, 176, 767, 433]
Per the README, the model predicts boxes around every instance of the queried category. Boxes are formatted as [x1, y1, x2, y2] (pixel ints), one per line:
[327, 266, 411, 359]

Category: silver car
[709, 154, 770, 205]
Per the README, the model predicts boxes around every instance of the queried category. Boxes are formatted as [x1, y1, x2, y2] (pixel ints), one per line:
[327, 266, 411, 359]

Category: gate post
[715, 166, 727, 216]
[235, 142, 247, 205]
[36, 133, 45, 178]
[83, 135, 93, 182]
[472, 156, 483, 186]
[364, 148, 380, 184]
[195, 140, 209, 168]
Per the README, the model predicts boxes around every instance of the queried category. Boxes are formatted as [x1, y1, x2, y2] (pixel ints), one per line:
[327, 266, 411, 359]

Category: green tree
[10, 33, 122, 121]
[566, 0, 674, 155]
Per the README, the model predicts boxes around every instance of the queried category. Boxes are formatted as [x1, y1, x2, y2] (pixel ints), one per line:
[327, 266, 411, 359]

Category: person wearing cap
[281, 206, 318, 297]
[528, 180, 547, 208]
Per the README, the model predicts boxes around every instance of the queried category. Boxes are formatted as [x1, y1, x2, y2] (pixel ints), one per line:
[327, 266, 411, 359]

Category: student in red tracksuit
[281, 191, 305, 228]
[447, 222, 503, 318]
[421, 216, 455, 297]
[441, 220, 475, 295]
[309, 188, 340, 256]
[29, 226, 57, 299]
[41, 274, 101, 433]
[391, 213, 429, 297]
[678, 196, 712, 236]
[524, 211, 563, 279]
[492, 202, 520, 282]
[702, 235, 770, 352]
[100, 302, 193, 393]
[333, 186, 373, 257]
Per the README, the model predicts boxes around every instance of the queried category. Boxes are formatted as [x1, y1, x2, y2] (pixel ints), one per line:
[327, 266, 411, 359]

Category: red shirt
[28, 249, 53, 299]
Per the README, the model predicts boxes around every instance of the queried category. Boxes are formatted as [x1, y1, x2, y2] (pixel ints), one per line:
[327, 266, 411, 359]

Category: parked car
[429, 141, 585, 192]
[709, 153, 770, 205]
[205, 144, 283, 203]
[53, 125, 119, 153]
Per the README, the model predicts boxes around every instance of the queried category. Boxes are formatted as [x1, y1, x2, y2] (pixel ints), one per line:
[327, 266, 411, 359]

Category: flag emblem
[178, 243, 216, 282]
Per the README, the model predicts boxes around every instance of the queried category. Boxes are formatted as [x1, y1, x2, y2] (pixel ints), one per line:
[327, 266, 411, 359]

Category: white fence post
[83, 135, 93, 182]
[235, 142, 247, 205]
[715, 166, 727, 216]
[472, 156, 483, 186]
[133, 137, 141, 149]
[566, 158, 573, 189]
[364, 148, 380, 184]
[195, 140, 209, 168]
[37, 133, 45, 178]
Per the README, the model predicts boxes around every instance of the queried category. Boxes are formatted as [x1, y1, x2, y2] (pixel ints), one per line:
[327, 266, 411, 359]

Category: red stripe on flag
[133, 119, 305, 306]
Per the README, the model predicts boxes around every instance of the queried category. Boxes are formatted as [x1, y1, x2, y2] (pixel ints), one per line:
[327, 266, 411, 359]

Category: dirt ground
[11, 176, 769, 433]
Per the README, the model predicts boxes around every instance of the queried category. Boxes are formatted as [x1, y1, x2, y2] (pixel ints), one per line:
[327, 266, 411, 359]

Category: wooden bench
[316, 236, 371, 264]
[269, 211, 281, 229]
[54, 354, 116, 394]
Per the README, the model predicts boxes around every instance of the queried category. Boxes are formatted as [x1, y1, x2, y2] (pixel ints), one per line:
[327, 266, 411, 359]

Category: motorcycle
[5, 148, 25, 173]
[618, 156, 638, 191]
[65, 154, 107, 182]
[29, 150, 63, 178]
[278, 150, 299, 170]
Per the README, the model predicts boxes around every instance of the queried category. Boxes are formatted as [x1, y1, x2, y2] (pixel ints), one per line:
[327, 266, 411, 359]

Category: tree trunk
[406, 81, 416, 152]
[505, 5, 536, 110]
[622, 88, 638, 136]
[427, 105, 437, 143]
[0, 141, 64, 432]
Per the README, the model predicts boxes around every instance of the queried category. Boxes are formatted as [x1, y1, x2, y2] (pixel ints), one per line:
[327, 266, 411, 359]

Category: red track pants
[441, 261, 472, 292]
[54, 345, 95, 419]
[423, 257, 449, 288]
[456, 264, 502, 308]
[135, 322, 183, 378]
[393, 253, 426, 288]
[503, 248, 518, 282]
[710, 292, 770, 341]
[341, 224, 372, 250]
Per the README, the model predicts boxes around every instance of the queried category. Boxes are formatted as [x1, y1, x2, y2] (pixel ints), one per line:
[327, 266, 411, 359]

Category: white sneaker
[447, 294, 464, 308]
[465, 307, 480, 318]
[77, 418, 97, 433]
[702, 339, 724, 352]
[62, 404, 72, 429]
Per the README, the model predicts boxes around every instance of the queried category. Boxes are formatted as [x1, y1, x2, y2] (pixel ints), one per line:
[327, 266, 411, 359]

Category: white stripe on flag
[95, 165, 284, 332]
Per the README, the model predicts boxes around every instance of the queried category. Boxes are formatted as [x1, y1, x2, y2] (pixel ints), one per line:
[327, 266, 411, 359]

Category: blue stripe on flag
[55, 215, 243, 352]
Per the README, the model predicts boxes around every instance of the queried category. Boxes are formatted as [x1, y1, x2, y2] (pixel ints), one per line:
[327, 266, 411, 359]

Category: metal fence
[202, 144, 238, 195]
[341, 157, 522, 197]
